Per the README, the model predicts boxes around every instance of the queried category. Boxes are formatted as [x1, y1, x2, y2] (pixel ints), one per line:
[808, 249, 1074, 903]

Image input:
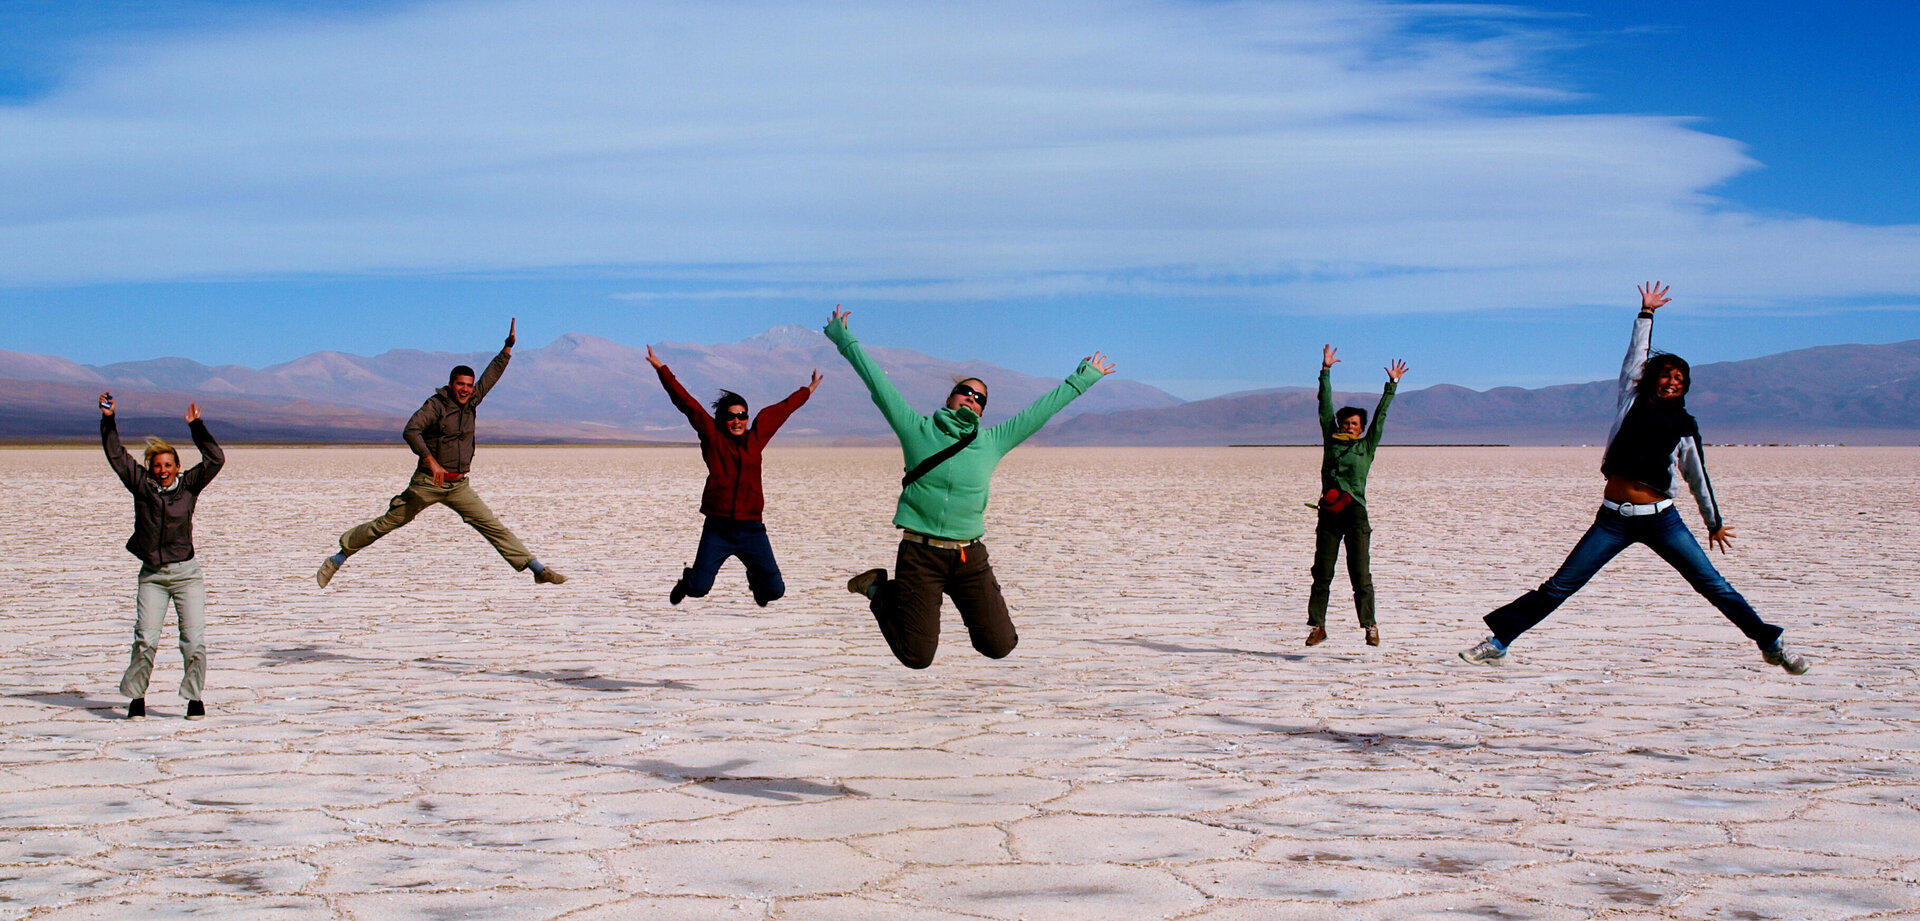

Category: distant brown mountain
[1038, 339, 1920, 445]
[0, 326, 1183, 442]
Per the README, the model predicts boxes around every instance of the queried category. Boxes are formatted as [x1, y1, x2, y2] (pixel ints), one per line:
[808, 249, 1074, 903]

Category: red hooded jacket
[657, 365, 811, 521]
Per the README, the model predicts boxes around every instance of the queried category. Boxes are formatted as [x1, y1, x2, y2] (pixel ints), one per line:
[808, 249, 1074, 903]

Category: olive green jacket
[1319, 368, 1396, 506]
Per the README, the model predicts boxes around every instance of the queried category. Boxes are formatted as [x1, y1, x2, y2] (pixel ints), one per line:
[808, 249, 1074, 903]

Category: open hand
[1386, 359, 1408, 383]
[808, 368, 824, 393]
[1085, 351, 1116, 375]
[505, 317, 517, 349]
[1639, 282, 1671, 312]
[646, 345, 665, 370]
[1322, 344, 1340, 369]
[830, 304, 850, 329]
[1708, 526, 1736, 553]
[184, 403, 201, 423]
[98, 393, 114, 417]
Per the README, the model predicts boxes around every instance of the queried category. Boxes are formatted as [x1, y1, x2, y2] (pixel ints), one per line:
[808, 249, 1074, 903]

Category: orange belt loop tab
[959, 547, 967, 563]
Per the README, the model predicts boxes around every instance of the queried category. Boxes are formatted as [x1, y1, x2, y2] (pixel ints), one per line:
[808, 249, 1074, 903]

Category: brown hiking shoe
[534, 566, 567, 585]
[847, 568, 886, 599]
[1305, 625, 1327, 646]
[1365, 625, 1380, 646]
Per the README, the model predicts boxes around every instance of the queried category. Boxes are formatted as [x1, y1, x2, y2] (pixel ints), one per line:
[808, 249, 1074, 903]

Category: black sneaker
[185, 700, 206, 720]
[127, 698, 145, 720]
[670, 567, 691, 605]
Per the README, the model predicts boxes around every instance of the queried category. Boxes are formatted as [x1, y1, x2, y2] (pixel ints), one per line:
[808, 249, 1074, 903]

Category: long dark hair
[710, 390, 748, 415]
[1636, 352, 1691, 402]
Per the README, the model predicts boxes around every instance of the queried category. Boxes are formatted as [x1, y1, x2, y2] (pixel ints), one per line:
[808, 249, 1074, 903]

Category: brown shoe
[1305, 625, 1327, 646]
[1364, 625, 1380, 646]
[847, 568, 887, 599]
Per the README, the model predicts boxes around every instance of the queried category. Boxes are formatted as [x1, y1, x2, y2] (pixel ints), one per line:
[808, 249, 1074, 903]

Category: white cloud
[2, 0, 1917, 313]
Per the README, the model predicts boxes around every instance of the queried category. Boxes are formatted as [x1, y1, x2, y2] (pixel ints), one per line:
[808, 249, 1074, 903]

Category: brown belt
[901, 530, 976, 550]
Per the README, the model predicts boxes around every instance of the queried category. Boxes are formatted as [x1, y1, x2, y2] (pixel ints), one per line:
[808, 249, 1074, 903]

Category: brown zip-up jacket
[102, 415, 225, 566]
[404, 346, 510, 475]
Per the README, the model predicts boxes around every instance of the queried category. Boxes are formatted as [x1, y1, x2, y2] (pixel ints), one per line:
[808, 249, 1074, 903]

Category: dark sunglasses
[949, 384, 987, 407]
[720, 409, 749, 421]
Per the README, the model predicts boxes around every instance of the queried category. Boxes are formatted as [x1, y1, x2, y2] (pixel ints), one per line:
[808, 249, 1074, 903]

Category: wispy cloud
[1, 0, 1916, 314]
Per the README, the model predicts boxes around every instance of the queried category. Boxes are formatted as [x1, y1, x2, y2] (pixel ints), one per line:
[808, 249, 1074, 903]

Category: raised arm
[180, 403, 224, 492]
[750, 374, 817, 445]
[1364, 360, 1406, 450]
[824, 305, 923, 437]
[983, 352, 1114, 452]
[650, 347, 715, 439]
[98, 395, 143, 492]
[470, 318, 515, 406]
[1318, 345, 1339, 435]
[1620, 283, 1668, 407]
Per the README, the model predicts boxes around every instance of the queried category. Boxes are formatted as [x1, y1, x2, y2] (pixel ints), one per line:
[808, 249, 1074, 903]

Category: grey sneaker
[847, 568, 886, 599]
[315, 557, 340, 588]
[1763, 643, 1810, 675]
[534, 567, 568, 585]
[1459, 638, 1507, 665]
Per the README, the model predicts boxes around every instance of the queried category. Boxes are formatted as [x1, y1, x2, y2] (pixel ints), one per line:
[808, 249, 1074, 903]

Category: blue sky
[2, 0, 1917, 398]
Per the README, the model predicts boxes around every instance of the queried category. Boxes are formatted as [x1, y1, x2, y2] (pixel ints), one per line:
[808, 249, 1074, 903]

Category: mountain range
[4, 330, 1918, 445]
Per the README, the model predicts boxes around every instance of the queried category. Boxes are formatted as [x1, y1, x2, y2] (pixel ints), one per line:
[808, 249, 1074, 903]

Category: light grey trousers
[121, 559, 206, 700]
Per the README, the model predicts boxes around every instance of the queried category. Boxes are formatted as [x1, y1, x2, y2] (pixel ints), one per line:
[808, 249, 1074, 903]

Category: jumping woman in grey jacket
[100, 394, 224, 720]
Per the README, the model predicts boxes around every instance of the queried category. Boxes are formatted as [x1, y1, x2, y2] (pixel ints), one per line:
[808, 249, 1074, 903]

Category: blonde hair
[143, 436, 179, 466]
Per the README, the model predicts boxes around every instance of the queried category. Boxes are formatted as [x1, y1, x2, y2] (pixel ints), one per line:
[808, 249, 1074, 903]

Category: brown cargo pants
[868, 538, 1016, 669]
[339, 472, 533, 570]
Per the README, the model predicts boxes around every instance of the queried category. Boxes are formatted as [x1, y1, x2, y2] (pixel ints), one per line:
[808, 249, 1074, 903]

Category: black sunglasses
[949, 384, 987, 407]
[720, 409, 749, 421]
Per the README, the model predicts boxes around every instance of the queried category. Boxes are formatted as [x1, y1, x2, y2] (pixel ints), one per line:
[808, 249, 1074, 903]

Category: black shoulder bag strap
[902, 430, 978, 487]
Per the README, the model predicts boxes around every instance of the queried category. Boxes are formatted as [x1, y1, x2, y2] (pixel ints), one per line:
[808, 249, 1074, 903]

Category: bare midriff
[1603, 476, 1667, 504]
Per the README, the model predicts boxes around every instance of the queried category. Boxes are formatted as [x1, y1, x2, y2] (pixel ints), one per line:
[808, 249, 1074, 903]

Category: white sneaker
[1459, 638, 1507, 665]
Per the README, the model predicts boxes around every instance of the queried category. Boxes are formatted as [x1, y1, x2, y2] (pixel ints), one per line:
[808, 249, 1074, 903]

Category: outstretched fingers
[1386, 359, 1408, 382]
[184, 403, 201, 423]
[830, 303, 850, 327]
[809, 368, 824, 391]
[1085, 351, 1116, 375]
[1639, 281, 1671, 311]
[645, 345, 664, 369]
[1322, 344, 1340, 368]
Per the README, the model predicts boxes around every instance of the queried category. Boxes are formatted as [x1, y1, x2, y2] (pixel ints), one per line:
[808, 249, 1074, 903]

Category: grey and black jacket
[1600, 312, 1724, 532]
[102, 415, 225, 566]
[403, 346, 510, 475]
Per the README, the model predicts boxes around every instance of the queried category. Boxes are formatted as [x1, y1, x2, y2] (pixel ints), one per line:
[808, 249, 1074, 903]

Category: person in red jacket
[648, 345, 821, 606]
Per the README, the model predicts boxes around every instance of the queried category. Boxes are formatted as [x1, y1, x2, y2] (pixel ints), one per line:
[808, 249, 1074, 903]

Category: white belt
[1603, 498, 1673, 517]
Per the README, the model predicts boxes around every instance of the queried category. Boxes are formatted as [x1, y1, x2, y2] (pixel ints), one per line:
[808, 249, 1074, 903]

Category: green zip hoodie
[827, 317, 1104, 540]
[1319, 367, 1396, 506]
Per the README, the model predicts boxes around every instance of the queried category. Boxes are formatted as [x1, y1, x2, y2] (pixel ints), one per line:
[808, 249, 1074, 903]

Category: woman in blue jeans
[1460, 283, 1809, 674]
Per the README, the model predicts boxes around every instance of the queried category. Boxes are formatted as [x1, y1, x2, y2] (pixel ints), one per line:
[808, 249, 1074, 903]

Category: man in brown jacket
[316, 319, 565, 588]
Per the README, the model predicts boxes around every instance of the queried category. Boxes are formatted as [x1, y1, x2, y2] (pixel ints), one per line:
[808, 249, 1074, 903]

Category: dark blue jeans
[1484, 506, 1782, 649]
[682, 516, 784, 605]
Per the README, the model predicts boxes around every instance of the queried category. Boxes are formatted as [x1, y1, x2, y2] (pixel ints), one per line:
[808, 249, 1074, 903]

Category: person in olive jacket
[647, 344, 821, 607]
[1305, 345, 1406, 648]
[99, 394, 223, 720]
[827, 305, 1115, 669]
[316, 319, 566, 588]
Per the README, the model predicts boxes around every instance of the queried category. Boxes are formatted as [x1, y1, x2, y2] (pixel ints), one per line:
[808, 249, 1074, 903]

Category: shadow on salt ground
[1212, 715, 1478, 751]
[258, 643, 388, 666]
[410, 657, 684, 693]
[1092, 638, 1305, 661]
[4, 691, 124, 719]
[617, 757, 867, 802]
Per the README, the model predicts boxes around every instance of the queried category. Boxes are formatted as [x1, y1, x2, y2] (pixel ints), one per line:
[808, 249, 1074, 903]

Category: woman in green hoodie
[825, 305, 1114, 669]
[1306, 344, 1407, 648]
